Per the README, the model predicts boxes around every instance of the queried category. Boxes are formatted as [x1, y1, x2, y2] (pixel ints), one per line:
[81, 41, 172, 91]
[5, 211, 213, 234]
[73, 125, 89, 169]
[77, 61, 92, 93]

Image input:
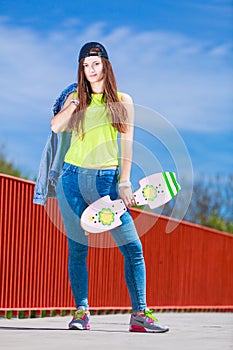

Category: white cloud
[209, 43, 233, 56]
[1, 22, 232, 130]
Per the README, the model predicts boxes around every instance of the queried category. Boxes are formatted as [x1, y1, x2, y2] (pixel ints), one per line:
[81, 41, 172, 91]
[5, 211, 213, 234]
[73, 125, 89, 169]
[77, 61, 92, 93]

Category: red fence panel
[133, 210, 233, 309]
[0, 174, 232, 315]
[0, 174, 74, 312]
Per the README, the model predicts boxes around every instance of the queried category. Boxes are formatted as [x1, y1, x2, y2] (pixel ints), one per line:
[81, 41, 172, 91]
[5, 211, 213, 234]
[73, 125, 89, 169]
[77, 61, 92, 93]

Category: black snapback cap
[78, 42, 109, 62]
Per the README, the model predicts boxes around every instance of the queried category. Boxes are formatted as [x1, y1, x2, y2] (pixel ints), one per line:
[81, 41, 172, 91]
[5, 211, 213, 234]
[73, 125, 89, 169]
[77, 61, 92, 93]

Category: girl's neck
[90, 81, 104, 94]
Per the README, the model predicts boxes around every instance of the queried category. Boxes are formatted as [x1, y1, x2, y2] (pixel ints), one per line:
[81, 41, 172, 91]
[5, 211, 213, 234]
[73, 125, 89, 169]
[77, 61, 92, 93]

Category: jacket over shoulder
[33, 83, 77, 205]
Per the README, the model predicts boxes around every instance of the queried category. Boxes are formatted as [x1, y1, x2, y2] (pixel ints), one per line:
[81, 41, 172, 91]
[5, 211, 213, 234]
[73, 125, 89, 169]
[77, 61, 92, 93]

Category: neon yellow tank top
[64, 93, 120, 168]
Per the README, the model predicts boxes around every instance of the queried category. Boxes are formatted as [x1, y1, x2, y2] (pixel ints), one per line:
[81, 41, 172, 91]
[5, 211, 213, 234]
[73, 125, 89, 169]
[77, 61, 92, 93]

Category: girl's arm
[50, 92, 77, 133]
[119, 92, 136, 207]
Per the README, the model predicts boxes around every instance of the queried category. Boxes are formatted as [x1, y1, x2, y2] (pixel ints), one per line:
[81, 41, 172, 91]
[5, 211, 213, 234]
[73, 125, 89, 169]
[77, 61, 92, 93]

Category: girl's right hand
[119, 186, 136, 208]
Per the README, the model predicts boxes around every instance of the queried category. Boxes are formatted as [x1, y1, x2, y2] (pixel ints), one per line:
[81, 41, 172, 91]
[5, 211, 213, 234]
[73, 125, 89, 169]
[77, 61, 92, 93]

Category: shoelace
[144, 309, 159, 322]
[73, 309, 87, 320]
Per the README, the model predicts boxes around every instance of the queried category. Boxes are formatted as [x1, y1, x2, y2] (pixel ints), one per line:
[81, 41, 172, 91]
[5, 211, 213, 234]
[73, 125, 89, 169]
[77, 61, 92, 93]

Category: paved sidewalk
[0, 312, 232, 350]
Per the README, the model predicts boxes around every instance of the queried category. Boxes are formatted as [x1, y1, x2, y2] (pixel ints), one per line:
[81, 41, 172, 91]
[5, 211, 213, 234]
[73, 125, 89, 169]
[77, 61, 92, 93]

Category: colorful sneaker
[129, 309, 169, 333]
[68, 308, 90, 330]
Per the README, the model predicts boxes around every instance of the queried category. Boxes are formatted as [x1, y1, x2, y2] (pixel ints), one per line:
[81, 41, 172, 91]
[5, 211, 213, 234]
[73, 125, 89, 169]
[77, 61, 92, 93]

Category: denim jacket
[33, 83, 77, 205]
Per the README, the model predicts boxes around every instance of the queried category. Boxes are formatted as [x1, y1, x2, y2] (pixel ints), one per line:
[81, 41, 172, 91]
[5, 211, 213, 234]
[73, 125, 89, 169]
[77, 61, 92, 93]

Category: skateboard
[81, 172, 181, 233]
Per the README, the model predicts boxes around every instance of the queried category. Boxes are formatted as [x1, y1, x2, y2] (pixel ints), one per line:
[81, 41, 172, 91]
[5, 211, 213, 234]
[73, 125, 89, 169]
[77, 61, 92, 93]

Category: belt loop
[99, 170, 102, 177]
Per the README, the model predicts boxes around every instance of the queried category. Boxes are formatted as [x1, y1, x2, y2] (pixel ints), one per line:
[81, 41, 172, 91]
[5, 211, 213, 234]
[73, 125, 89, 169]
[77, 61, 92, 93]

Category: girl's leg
[111, 214, 169, 333]
[56, 165, 89, 309]
[110, 214, 147, 313]
[67, 237, 89, 309]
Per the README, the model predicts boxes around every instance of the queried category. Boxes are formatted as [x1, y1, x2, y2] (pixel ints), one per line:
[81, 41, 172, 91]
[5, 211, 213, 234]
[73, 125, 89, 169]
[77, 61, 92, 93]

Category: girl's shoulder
[118, 92, 133, 104]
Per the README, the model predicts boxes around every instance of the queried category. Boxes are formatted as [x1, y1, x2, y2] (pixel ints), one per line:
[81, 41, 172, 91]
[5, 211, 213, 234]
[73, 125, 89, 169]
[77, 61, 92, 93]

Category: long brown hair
[68, 54, 129, 137]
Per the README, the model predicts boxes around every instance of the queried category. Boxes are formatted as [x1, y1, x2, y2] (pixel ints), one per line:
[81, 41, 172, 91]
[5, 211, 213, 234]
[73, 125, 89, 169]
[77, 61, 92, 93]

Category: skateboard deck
[81, 171, 181, 233]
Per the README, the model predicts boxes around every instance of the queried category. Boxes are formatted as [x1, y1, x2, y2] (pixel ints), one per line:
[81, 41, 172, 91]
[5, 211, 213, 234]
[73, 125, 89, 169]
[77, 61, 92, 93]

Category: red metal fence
[0, 174, 232, 317]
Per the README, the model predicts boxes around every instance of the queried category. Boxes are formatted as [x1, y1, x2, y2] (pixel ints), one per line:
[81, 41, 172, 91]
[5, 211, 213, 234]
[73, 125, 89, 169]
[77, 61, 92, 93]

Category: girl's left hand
[119, 186, 136, 208]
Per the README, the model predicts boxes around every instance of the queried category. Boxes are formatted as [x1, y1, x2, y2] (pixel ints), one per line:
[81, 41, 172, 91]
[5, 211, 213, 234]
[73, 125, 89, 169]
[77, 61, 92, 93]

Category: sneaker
[68, 308, 90, 330]
[129, 309, 169, 333]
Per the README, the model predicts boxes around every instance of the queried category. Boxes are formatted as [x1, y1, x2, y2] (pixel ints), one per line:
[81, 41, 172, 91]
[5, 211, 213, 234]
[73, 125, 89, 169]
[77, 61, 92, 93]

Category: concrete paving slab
[0, 312, 232, 350]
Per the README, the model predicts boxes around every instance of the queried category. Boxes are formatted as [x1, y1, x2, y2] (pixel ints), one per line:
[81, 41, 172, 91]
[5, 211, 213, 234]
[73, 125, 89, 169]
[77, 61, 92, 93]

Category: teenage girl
[51, 42, 169, 333]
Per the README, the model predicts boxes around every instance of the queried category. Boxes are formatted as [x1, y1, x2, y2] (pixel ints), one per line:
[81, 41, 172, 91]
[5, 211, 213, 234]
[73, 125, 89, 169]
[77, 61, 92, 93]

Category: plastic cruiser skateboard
[81, 171, 181, 233]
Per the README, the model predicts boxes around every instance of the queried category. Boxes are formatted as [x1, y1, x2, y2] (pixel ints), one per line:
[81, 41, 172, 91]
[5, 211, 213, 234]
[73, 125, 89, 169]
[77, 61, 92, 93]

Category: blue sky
[0, 0, 232, 183]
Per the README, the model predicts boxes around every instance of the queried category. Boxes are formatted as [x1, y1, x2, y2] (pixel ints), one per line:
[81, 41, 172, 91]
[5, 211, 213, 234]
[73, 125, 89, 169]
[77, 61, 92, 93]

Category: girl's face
[83, 56, 104, 84]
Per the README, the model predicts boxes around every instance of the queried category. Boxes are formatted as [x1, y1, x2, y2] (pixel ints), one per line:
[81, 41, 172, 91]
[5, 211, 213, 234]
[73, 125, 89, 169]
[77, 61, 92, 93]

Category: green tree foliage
[0, 145, 28, 179]
[186, 174, 233, 232]
[162, 174, 233, 234]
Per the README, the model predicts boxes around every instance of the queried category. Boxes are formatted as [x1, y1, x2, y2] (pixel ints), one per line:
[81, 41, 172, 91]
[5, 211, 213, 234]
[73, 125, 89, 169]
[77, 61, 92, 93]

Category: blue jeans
[56, 162, 147, 312]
